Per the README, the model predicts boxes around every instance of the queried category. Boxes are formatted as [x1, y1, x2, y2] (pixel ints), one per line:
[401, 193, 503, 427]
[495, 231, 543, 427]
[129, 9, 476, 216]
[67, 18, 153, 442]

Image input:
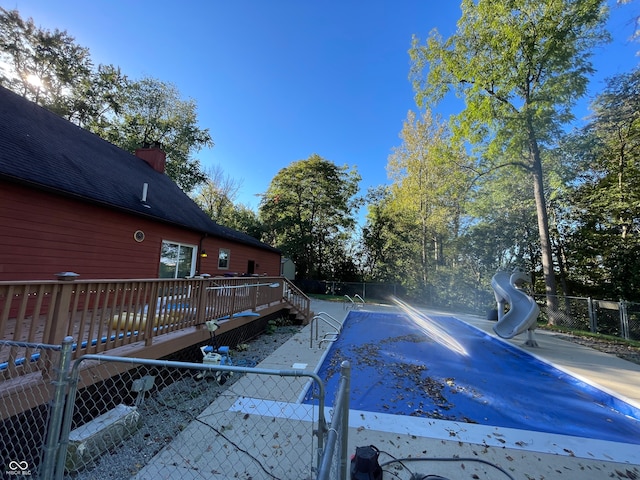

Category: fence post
[339, 360, 351, 480]
[587, 297, 596, 333]
[40, 336, 74, 480]
[620, 300, 630, 340]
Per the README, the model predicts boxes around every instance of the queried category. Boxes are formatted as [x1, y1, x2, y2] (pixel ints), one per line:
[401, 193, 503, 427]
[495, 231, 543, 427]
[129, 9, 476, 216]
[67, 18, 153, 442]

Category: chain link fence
[47, 355, 327, 480]
[1, 336, 354, 480]
[534, 295, 640, 341]
[1, 339, 69, 479]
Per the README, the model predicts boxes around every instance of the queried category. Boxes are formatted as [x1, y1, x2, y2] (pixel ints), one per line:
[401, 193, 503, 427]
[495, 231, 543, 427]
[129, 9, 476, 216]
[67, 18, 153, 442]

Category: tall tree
[0, 9, 211, 192]
[461, 165, 540, 279]
[386, 110, 474, 289]
[0, 7, 93, 114]
[192, 165, 243, 222]
[191, 167, 264, 239]
[259, 154, 361, 279]
[361, 186, 419, 284]
[222, 204, 265, 240]
[98, 77, 213, 192]
[410, 0, 609, 322]
[70, 64, 128, 129]
[562, 68, 640, 298]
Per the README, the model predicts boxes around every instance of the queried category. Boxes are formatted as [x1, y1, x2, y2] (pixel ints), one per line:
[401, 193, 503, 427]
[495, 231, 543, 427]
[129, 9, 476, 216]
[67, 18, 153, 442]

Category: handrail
[310, 311, 343, 348]
[343, 294, 365, 310]
[0, 276, 291, 374]
[343, 295, 354, 309]
[281, 278, 311, 323]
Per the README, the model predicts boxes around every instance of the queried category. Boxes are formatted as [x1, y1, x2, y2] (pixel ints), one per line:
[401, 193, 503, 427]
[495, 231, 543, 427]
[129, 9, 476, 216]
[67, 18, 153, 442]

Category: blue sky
[6, 0, 640, 214]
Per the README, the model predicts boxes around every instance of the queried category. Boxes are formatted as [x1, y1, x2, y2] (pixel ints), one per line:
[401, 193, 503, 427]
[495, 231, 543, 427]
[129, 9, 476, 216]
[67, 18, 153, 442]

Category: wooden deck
[0, 276, 311, 419]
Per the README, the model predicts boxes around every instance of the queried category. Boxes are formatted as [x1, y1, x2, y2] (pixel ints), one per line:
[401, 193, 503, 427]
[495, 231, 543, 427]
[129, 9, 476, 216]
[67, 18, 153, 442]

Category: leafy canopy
[411, 0, 609, 157]
[259, 154, 361, 279]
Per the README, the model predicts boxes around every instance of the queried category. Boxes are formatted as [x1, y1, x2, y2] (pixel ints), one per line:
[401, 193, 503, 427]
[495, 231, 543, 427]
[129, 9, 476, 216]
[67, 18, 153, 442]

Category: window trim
[218, 248, 230, 270]
[159, 240, 198, 278]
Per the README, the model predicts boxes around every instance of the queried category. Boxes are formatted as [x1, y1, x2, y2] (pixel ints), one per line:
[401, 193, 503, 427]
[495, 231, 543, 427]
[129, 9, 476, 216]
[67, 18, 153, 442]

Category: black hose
[379, 455, 515, 480]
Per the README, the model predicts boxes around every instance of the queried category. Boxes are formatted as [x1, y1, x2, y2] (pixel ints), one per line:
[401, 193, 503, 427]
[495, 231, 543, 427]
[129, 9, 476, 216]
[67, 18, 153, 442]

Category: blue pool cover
[305, 310, 640, 445]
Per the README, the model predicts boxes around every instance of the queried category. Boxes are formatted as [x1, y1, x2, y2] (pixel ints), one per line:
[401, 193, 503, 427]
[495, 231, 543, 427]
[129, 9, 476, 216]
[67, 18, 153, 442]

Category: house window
[218, 248, 230, 269]
[159, 241, 197, 278]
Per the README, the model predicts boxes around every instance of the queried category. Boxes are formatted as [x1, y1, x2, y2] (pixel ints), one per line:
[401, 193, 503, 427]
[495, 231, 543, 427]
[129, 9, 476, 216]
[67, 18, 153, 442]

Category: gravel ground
[69, 325, 302, 480]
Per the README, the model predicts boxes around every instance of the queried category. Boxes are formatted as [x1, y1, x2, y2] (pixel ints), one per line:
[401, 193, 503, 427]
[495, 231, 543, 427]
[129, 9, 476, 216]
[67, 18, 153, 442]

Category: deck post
[41, 281, 75, 379]
[144, 282, 160, 347]
[195, 279, 208, 326]
[228, 288, 237, 319]
[46, 282, 75, 346]
[251, 285, 259, 312]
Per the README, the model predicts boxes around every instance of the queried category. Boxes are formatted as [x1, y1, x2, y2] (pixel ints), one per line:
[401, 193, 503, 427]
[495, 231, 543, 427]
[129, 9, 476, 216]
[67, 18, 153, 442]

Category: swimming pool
[305, 310, 640, 445]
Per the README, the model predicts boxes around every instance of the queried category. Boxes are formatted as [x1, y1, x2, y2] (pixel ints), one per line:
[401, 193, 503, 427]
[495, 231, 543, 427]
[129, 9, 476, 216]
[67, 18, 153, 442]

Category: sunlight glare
[26, 74, 43, 87]
[390, 296, 469, 357]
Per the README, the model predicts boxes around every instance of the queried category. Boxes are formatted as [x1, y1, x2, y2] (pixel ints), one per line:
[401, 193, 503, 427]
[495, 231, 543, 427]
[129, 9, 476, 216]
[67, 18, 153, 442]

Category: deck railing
[0, 276, 309, 381]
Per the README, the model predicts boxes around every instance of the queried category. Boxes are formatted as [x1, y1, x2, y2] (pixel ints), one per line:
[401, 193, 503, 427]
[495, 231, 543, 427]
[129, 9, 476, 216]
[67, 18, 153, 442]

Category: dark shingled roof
[0, 86, 277, 253]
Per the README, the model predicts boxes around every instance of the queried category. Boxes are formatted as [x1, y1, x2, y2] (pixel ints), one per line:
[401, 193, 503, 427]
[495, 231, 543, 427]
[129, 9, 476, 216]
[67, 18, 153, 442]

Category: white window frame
[159, 240, 197, 278]
[218, 248, 230, 270]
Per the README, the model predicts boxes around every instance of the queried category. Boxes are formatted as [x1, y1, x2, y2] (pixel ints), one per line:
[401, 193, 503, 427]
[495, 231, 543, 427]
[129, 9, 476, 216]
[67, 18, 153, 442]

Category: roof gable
[0, 86, 277, 253]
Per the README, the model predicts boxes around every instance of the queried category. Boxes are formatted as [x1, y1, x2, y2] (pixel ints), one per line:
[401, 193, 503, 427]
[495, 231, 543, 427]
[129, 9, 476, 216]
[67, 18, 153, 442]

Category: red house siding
[198, 238, 281, 278]
[0, 182, 280, 281]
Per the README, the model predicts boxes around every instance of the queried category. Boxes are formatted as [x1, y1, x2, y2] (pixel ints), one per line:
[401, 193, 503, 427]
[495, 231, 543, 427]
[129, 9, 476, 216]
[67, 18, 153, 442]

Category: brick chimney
[135, 145, 166, 174]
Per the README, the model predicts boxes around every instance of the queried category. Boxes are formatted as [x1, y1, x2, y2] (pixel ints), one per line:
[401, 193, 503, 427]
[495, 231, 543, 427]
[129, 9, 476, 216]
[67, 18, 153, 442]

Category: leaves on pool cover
[380, 333, 429, 344]
[320, 339, 486, 423]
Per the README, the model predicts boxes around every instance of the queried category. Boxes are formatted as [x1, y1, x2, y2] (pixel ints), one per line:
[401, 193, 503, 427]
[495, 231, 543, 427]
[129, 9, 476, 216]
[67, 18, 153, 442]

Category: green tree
[259, 154, 361, 279]
[386, 110, 474, 290]
[562, 68, 640, 298]
[192, 165, 242, 222]
[99, 77, 213, 192]
[70, 64, 128, 129]
[192, 167, 265, 240]
[0, 7, 93, 114]
[0, 9, 210, 192]
[460, 166, 540, 282]
[222, 204, 265, 240]
[410, 0, 609, 322]
[361, 186, 418, 284]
